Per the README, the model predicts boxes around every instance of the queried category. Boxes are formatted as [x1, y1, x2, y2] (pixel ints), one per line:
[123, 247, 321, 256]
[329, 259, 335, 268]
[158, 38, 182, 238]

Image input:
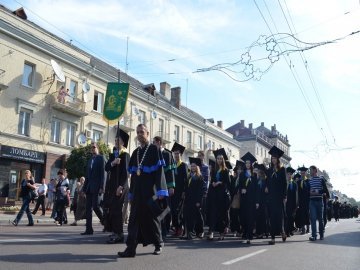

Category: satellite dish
[83, 92, 88, 103]
[77, 133, 87, 145]
[82, 81, 90, 93]
[151, 110, 157, 119]
[132, 106, 139, 115]
[50, 59, 65, 82]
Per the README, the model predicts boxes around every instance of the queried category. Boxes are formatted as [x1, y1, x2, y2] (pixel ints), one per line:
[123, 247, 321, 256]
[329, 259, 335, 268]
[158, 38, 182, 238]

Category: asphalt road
[0, 214, 359, 270]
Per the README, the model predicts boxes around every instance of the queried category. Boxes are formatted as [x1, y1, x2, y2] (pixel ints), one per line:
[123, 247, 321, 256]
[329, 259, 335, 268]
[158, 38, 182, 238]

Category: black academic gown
[183, 174, 205, 237]
[207, 169, 231, 234]
[125, 143, 168, 252]
[266, 167, 287, 238]
[255, 176, 270, 236]
[285, 179, 298, 235]
[104, 148, 130, 235]
[239, 171, 257, 240]
[295, 178, 310, 229]
[229, 174, 240, 233]
[171, 161, 188, 230]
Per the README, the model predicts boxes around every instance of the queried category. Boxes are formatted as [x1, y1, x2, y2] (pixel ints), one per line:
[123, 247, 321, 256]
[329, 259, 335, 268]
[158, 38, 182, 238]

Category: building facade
[0, 6, 241, 202]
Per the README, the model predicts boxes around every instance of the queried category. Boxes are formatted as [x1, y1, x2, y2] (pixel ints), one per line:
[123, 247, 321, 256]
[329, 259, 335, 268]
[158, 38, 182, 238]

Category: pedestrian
[32, 178, 48, 216]
[266, 146, 287, 245]
[118, 124, 169, 257]
[182, 157, 205, 240]
[70, 177, 86, 226]
[12, 170, 36, 226]
[285, 167, 298, 237]
[46, 178, 56, 211]
[55, 169, 69, 226]
[296, 165, 310, 234]
[198, 151, 209, 226]
[308, 165, 329, 241]
[81, 142, 105, 235]
[104, 128, 130, 244]
[229, 161, 243, 237]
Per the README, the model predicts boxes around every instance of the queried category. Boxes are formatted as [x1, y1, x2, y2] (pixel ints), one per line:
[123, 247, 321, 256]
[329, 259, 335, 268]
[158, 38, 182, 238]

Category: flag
[103, 82, 129, 123]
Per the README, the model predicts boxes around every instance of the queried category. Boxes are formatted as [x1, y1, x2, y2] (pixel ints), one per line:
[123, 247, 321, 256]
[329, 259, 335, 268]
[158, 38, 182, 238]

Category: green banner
[103, 82, 130, 123]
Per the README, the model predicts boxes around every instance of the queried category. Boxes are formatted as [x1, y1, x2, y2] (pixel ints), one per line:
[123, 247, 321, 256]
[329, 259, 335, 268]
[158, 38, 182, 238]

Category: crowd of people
[11, 123, 359, 258]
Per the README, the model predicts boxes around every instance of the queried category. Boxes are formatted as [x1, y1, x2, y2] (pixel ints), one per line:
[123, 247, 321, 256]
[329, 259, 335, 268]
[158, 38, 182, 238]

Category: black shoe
[81, 231, 93, 235]
[27, 223, 34, 226]
[31, 211, 36, 215]
[319, 235, 324, 240]
[118, 250, 136, 258]
[309, 236, 316, 241]
[11, 220, 18, 226]
[268, 239, 275, 245]
[107, 236, 124, 244]
[153, 246, 162, 255]
[246, 240, 251, 244]
[282, 233, 287, 242]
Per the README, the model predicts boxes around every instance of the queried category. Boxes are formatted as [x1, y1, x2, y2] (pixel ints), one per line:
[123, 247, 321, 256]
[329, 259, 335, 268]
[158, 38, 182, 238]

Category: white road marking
[222, 249, 267, 265]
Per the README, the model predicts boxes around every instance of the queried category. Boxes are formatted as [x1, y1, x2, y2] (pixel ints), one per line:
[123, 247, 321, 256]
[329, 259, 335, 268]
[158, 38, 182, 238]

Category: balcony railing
[51, 97, 88, 117]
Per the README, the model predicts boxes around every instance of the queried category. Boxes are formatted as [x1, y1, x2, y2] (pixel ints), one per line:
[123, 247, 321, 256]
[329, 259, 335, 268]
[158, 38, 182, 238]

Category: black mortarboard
[116, 128, 129, 148]
[236, 160, 245, 169]
[294, 173, 301, 179]
[297, 165, 308, 172]
[256, 164, 267, 172]
[241, 152, 257, 164]
[213, 148, 228, 160]
[171, 142, 185, 154]
[268, 145, 284, 158]
[286, 167, 296, 174]
[225, 160, 232, 170]
[189, 157, 202, 167]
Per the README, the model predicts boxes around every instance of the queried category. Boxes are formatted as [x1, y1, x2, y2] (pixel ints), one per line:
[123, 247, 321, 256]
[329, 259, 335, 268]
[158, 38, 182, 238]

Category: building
[226, 120, 291, 166]
[0, 5, 241, 202]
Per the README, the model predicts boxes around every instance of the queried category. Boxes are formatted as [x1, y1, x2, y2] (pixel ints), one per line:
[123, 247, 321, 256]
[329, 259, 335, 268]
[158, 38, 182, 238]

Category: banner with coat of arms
[103, 82, 130, 123]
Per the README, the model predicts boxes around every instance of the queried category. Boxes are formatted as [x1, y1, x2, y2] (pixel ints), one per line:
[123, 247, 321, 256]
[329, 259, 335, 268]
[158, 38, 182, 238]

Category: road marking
[222, 249, 267, 265]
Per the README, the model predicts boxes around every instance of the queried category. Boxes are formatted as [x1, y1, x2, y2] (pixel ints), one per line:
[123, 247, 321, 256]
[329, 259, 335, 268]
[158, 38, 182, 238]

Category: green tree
[65, 140, 110, 180]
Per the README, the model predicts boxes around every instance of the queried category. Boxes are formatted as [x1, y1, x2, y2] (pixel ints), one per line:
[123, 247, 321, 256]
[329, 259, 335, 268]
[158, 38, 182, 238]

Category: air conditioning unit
[85, 129, 92, 138]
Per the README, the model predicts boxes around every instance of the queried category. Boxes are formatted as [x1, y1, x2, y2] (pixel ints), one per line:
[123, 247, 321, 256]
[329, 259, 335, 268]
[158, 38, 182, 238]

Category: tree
[65, 140, 110, 180]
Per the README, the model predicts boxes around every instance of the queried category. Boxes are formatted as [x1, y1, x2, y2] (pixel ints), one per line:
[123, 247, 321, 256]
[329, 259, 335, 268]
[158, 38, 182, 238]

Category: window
[186, 131, 192, 143]
[93, 91, 104, 113]
[66, 123, 76, 146]
[18, 109, 31, 136]
[261, 147, 263, 157]
[138, 110, 146, 124]
[22, 62, 35, 88]
[159, 118, 164, 134]
[197, 135, 203, 150]
[69, 80, 77, 102]
[93, 130, 103, 142]
[51, 119, 61, 143]
[174, 125, 180, 142]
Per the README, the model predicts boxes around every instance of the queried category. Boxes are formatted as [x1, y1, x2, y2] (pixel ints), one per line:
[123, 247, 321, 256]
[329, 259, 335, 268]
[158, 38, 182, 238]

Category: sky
[2, 0, 360, 200]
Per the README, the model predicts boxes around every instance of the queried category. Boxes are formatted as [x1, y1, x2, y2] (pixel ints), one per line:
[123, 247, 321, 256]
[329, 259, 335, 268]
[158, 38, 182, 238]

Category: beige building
[0, 6, 241, 202]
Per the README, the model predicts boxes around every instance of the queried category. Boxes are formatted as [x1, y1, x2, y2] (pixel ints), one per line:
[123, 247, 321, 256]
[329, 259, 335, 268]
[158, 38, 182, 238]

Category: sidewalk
[0, 207, 75, 226]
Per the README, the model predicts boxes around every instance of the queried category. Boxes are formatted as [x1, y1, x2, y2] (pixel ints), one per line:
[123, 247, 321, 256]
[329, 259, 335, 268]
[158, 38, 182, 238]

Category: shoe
[246, 240, 251, 244]
[309, 236, 316, 241]
[207, 232, 214, 240]
[107, 236, 124, 244]
[319, 235, 324, 240]
[197, 232, 204, 239]
[118, 250, 136, 258]
[11, 220, 18, 226]
[81, 231, 93, 235]
[282, 233, 287, 242]
[31, 211, 36, 215]
[70, 222, 77, 226]
[268, 239, 275, 245]
[56, 223, 62, 226]
[218, 234, 224, 241]
[153, 246, 162, 255]
[27, 223, 34, 226]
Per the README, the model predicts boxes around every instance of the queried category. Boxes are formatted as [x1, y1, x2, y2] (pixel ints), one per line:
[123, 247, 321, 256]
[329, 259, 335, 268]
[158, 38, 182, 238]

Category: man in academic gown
[285, 167, 298, 237]
[118, 124, 168, 258]
[296, 165, 310, 234]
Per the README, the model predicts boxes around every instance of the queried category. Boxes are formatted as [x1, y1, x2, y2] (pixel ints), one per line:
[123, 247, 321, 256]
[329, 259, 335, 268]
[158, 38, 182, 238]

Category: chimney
[261, 122, 264, 127]
[170, 87, 181, 109]
[271, 124, 277, 132]
[240, 120, 245, 127]
[217, 121, 223, 129]
[160, 82, 171, 100]
[249, 123, 253, 130]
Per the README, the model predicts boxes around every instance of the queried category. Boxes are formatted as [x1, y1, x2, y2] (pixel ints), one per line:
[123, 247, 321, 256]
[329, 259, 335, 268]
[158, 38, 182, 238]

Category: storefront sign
[0, 145, 45, 164]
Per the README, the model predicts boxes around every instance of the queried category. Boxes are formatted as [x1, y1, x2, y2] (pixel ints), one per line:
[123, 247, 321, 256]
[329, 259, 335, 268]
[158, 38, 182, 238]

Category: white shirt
[38, 184, 48, 196]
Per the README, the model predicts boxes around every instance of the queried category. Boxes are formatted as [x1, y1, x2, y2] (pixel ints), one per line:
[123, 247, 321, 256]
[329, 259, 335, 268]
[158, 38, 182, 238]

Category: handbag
[30, 189, 38, 200]
[231, 192, 241, 209]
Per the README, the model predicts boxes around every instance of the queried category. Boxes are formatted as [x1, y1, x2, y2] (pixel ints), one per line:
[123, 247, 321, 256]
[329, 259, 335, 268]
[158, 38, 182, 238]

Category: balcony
[51, 98, 88, 117]
[155, 131, 171, 144]
[185, 142, 198, 153]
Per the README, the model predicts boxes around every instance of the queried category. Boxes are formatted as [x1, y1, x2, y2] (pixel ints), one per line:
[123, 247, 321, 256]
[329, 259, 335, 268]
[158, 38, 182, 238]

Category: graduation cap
[256, 163, 267, 172]
[241, 152, 257, 164]
[235, 160, 245, 169]
[225, 160, 232, 170]
[213, 148, 228, 160]
[189, 157, 202, 167]
[268, 145, 284, 158]
[286, 167, 296, 174]
[297, 165, 308, 172]
[294, 173, 301, 179]
[171, 142, 185, 154]
[116, 128, 129, 148]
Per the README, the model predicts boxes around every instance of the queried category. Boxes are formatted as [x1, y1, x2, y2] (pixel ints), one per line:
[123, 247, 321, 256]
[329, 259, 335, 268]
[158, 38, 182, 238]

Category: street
[0, 214, 359, 270]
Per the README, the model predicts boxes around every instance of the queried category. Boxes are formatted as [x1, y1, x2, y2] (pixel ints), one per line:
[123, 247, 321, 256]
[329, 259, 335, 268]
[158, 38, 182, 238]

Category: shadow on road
[0, 253, 117, 263]
[308, 231, 360, 248]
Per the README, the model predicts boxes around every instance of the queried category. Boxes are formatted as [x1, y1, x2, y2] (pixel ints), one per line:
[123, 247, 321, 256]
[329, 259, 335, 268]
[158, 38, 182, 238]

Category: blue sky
[3, 0, 360, 200]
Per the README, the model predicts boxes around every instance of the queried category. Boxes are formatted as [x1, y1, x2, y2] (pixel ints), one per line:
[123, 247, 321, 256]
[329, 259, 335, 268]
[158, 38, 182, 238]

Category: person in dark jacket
[104, 128, 130, 243]
[285, 167, 298, 237]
